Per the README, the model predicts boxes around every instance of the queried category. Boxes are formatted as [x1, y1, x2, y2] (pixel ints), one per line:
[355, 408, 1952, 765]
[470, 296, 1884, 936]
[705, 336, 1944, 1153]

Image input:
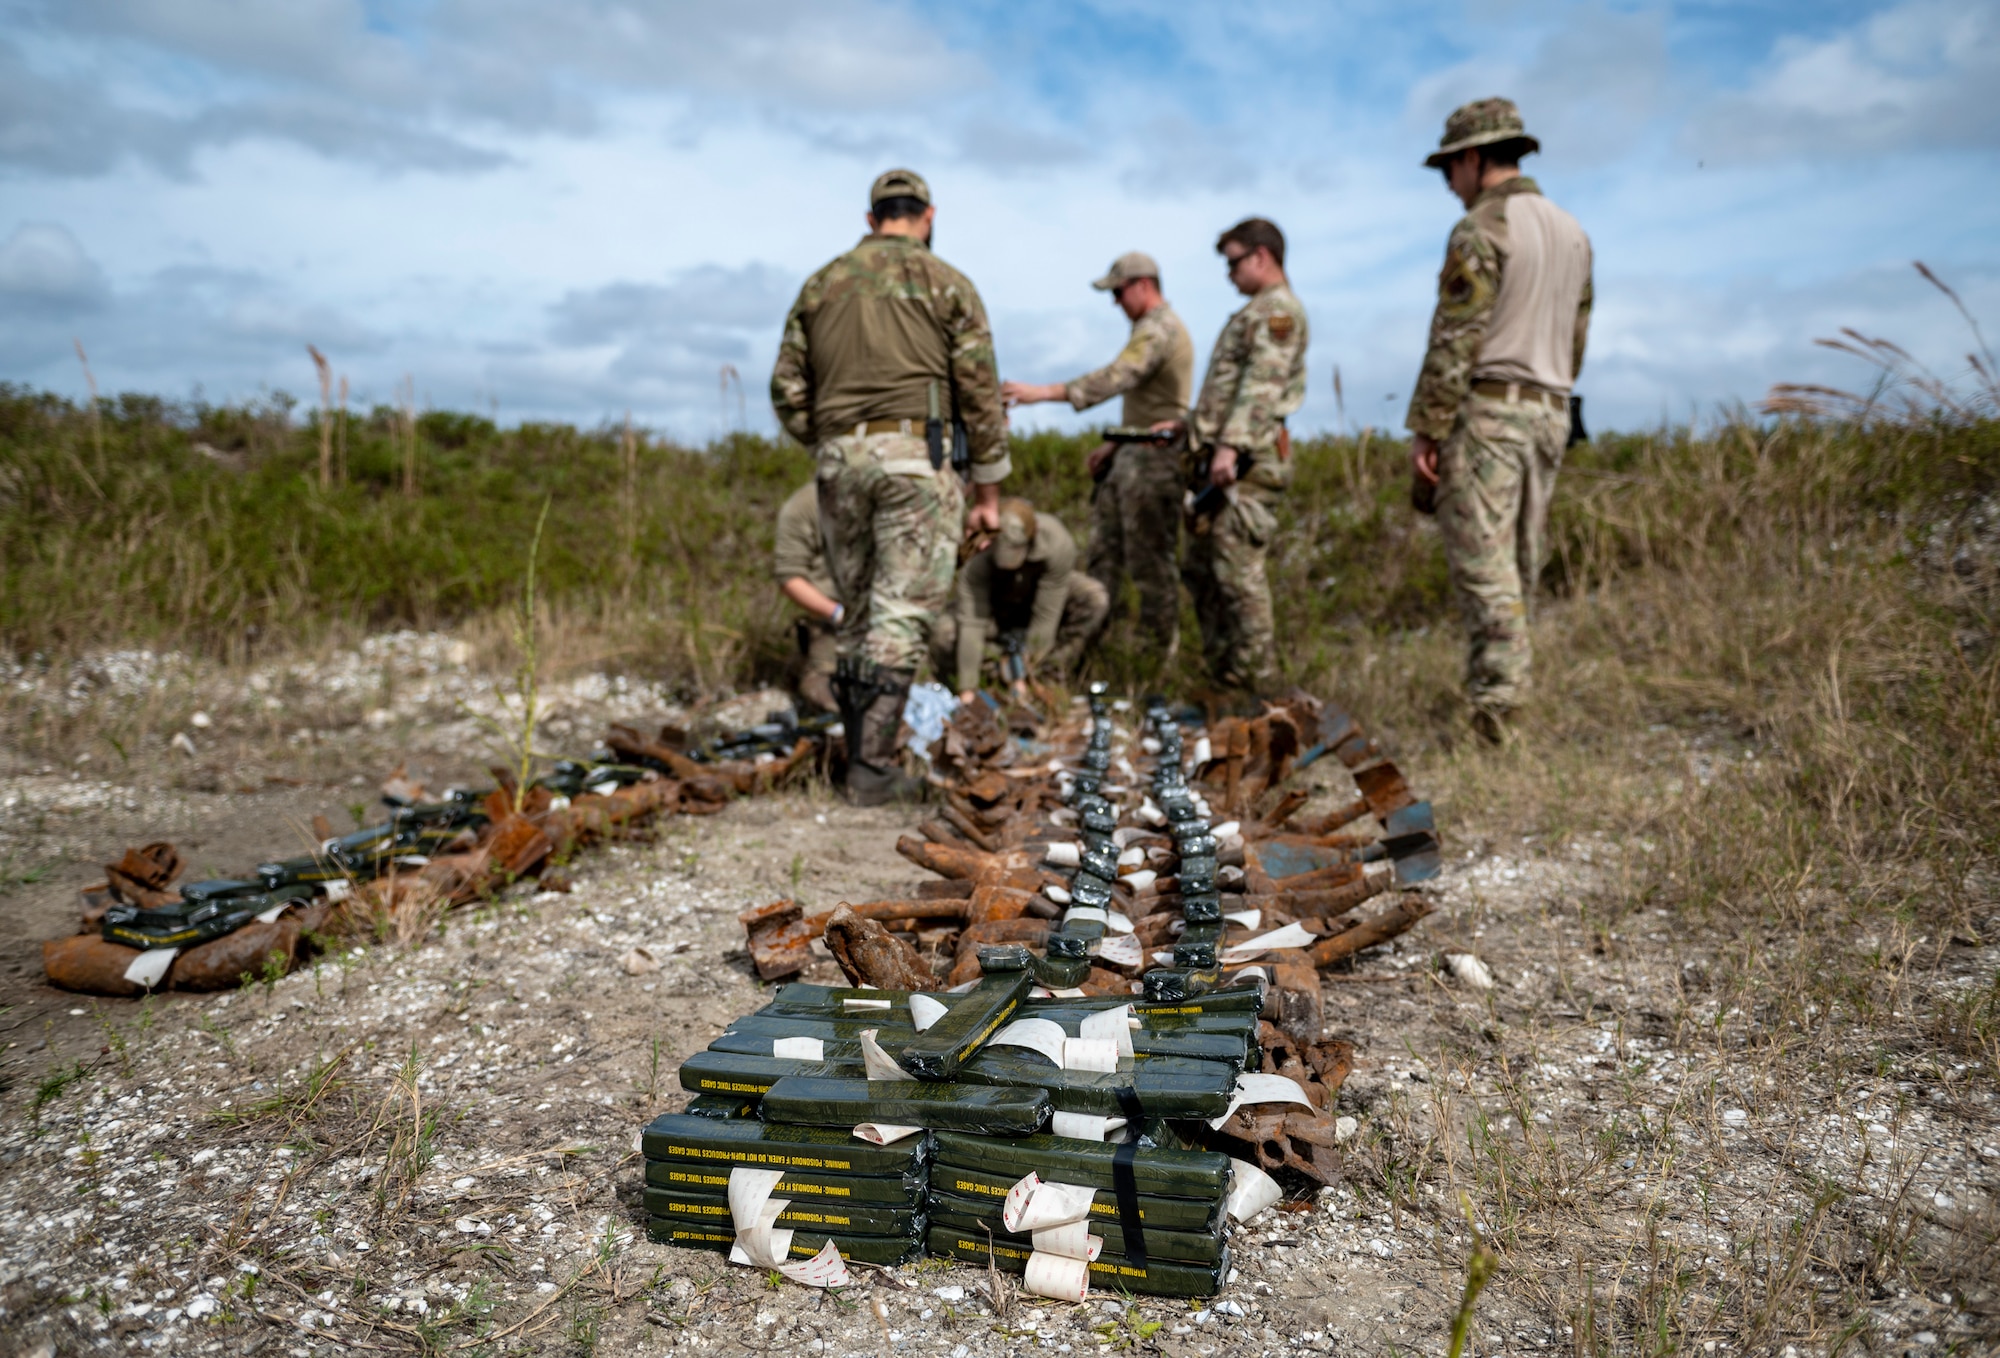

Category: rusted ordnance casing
[1307, 895, 1434, 969]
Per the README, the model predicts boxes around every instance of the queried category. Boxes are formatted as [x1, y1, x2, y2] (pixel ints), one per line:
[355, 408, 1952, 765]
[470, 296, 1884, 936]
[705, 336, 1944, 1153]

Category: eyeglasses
[1224, 251, 1253, 273]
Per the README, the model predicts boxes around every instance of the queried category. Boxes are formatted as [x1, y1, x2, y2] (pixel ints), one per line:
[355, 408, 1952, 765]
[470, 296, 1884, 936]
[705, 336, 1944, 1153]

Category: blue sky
[1, 0, 1995, 441]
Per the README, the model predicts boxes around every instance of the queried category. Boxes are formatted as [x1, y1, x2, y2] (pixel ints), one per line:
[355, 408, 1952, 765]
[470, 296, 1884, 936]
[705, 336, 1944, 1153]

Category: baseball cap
[870, 168, 932, 208]
[993, 499, 1038, 571]
[1091, 251, 1160, 291]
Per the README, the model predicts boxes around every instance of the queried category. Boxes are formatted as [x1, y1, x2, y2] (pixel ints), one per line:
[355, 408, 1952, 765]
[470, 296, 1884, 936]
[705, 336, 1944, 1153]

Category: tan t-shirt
[1472, 192, 1593, 393]
[771, 482, 837, 601]
[1063, 302, 1195, 429]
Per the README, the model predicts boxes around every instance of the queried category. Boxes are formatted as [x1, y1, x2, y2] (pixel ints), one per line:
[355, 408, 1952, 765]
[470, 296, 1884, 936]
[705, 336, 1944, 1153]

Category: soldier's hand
[965, 498, 1001, 534]
[1002, 381, 1064, 407]
[1085, 442, 1115, 479]
[1150, 419, 1185, 436]
[1412, 435, 1441, 486]
[1209, 445, 1239, 488]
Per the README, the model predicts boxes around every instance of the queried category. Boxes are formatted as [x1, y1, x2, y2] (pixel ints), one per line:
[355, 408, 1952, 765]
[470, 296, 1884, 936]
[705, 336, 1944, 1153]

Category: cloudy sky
[2, 0, 1996, 440]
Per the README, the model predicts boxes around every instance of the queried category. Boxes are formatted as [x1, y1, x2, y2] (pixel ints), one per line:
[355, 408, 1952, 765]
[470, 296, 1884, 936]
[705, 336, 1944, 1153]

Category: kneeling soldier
[933, 499, 1109, 701]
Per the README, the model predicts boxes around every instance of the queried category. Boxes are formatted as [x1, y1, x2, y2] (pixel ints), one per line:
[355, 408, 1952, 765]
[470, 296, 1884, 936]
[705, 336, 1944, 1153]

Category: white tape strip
[1060, 1038, 1118, 1073]
[122, 947, 177, 989]
[909, 993, 949, 1032]
[1225, 1157, 1283, 1223]
[853, 1122, 923, 1145]
[1121, 869, 1158, 894]
[858, 1029, 912, 1080]
[990, 1018, 1067, 1067]
[1078, 1004, 1136, 1058]
[1105, 909, 1135, 933]
[842, 997, 892, 1011]
[772, 1036, 824, 1060]
[1030, 1220, 1103, 1261]
[1207, 1072, 1319, 1129]
[1062, 906, 1108, 926]
[1050, 1112, 1127, 1142]
[1224, 908, 1262, 930]
[1022, 1251, 1091, 1301]
[1001, 1172, 1100, 1232]
[726, 1167, 852, 1287]
[253, 900, 294, 925]
[1043, 842, 1081, 868]
[1221, 922, 1317, 963]
[1094, 934, 1144, 969]
[1046, 885, 1073, 905]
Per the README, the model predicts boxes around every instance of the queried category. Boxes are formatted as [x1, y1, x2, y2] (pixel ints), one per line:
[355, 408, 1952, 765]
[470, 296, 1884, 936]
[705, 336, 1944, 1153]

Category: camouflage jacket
[770, 233, 1010, 484]
[1405, 177, 1594, 442]
[1190, 281, 1308, 492]
[1064, 302, 1196, 429]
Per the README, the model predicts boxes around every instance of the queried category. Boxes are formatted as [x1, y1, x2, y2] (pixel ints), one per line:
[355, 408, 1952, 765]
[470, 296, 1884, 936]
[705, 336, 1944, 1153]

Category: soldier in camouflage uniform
[1407, 99, 1593, 744]
[1002, 251, 1194, 671]
[771, 480, 842, 713]
[770, 169, 1010, 803]
[930, 498, 1111, 697]
[1179, 219, 1309, 694]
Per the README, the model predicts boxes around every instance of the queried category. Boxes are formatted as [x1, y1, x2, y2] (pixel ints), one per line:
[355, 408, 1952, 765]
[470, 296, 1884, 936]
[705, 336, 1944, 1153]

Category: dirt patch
[1, 646, 1994, 1355]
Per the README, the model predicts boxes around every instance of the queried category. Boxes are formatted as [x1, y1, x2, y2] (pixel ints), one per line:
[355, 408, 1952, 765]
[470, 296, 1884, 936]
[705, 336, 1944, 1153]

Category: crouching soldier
[771, 480, 842, 713]
[933, 499, 1108, 701]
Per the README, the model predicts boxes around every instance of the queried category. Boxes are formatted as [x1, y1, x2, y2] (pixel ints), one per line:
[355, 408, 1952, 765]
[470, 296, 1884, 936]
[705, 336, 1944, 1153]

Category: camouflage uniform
[1408, 99, 1593, 716]
[771, 481, 840, 712]
[769, 231, 1007, 676]
[769, 169, 1008, 800]
[1065, 302, 1195, 662]
[1183, 283, 1309, 690]
[930, 508, 1110, 691]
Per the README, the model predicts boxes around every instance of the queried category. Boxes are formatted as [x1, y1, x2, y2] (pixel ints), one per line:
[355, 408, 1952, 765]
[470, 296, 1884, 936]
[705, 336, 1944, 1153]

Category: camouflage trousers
[930, 574, 1112, 690]
[1087, 442, 1183, 663]
[1182, 486, 1279, 691]
[815, 431, 964, 673]
[1437, 389, 1568, 711]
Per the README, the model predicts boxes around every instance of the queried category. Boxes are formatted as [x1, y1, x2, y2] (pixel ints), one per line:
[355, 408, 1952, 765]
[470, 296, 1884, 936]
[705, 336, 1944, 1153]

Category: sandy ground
[2, 638, 1994, 1356]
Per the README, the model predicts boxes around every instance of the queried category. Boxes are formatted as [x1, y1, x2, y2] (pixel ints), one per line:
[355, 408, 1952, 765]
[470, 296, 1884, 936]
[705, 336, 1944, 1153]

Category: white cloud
[1687, 0, 2000, 159]
[0, 221, 107, 305]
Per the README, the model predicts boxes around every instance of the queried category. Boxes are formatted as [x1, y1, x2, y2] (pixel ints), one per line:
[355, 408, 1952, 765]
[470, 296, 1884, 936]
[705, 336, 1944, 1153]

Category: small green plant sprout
[1448, 1191, 1498, 1358]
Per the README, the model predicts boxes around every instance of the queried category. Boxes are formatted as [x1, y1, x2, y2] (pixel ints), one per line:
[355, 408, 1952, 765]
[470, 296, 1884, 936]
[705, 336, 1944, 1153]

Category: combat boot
[838, 664, 928, 807]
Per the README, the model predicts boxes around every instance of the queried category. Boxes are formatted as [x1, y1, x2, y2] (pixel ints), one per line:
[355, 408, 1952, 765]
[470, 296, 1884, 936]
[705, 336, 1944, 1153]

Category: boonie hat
[993, 499, 1038, 571]
[1092, 251, 1160, 291]
[870, 168, 932, 208]
[1424, 97, 1540, 168]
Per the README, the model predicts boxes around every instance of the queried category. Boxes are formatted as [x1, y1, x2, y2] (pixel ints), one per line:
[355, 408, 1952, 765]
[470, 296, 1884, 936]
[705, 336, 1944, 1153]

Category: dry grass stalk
[397, 372, 418, 497]
[308, 344, 333, 489]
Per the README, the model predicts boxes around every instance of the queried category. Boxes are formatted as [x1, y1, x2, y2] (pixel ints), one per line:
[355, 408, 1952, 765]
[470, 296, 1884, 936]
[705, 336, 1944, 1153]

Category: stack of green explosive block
[639, 1115, 932, 1265]
[641, 688, 1276, 1296]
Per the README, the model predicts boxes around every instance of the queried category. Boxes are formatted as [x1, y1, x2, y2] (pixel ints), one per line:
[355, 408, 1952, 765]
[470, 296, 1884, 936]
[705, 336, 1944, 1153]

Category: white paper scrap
[842, 997, 893, 1011]
[1120, 869, 1158, 895]
[1023, 1251, 1092, 1301]
[1050, 1112, 1128, 1141]
[1031, 1220, 1103, 1261]
[1221, 922, 1317, 963]
[1224, 1157, 1283, 1223]
[1046, 885, 1073, 905]
[909, 993, 950, 1032]
[1223, 908, 1262, 930]
[1062, 906, 1108, 926]
[122, 947, 178, 989]
[1211, 820, 1240, 838]
[1208, 1072, 1319, 1129]
[1043, 842, 1081, 868]
[858, 1029, 913, 1081]
[771, 1036, 824, 1061]
[853, 1123, 923, 1145]
[1105, 909, 1135, 933]
[254, 899, 293, 924]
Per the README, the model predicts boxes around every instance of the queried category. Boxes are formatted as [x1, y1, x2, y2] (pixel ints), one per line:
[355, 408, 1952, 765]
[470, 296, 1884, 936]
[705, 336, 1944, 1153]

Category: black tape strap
[1110, 1138, 1148, 1268]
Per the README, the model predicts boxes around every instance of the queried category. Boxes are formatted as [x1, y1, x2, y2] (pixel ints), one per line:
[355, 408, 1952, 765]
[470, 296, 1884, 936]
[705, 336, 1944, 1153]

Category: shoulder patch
[1267, 313, 1295, 343]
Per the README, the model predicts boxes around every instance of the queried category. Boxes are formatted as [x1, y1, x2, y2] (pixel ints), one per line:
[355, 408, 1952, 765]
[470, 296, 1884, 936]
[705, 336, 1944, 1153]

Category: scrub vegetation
[3, 381, 1998, 1350]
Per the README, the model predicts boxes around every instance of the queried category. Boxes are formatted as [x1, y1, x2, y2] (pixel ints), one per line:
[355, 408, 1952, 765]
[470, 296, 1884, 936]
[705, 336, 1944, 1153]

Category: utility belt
[1470, 378, 1566, 412]
[823, 419, 936, 477]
